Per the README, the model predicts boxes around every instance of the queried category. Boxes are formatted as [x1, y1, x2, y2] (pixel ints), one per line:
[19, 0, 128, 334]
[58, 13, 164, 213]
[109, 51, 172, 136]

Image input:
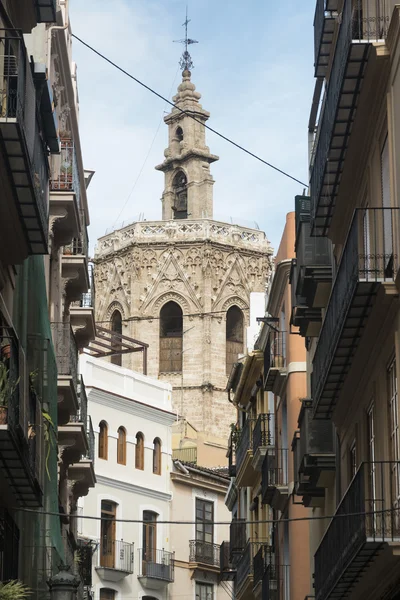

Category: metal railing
[172, 447, 197, 463]
[315, 461, 400, 600]
[64, 218, 89, 257]
[220, 541, 231, 573]
[253, 413, 274, 455]
[237, 541, 252, 591]
[0, 326, 22, 433]
[51, 323, 78, 388]
[189, 540, 220, 566]
[80, 263, 95, 308]
[0, 29, 49, 242]
[50, 138, 81, 210]
[236, 418, 254, 472]
[264, 331, 286, 375]
[70, 377, 88, 426]
[262, 449, 289, 496]
[253, 544, 275, 588]
[84, 416, 95, 463]
[230, 519, 247, 556]
[312, 208, 399, 411]
[97, 538, 134, 572]
[311, 0, 392, 229]
[138, 548, 174, 582]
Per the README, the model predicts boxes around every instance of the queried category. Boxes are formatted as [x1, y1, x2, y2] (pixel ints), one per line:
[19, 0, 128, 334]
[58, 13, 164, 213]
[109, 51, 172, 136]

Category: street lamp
[48, 565, 80, 600]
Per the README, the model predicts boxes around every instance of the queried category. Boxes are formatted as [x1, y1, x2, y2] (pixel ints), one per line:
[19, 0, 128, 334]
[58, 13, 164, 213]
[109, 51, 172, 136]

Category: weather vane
[173, 6, 198, 71]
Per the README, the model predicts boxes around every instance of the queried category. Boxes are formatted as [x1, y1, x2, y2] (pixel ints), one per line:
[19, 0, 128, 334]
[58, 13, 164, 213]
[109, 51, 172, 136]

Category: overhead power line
[71, 33, 309, 188]
[94, 307, 250, 325]
[14, 505, 399, 526]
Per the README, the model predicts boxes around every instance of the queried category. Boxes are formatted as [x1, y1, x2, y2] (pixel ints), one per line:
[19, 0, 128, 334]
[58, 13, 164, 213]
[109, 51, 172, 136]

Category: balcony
[261, 449, 289, 511]
[219, 541, 236, 581]
[315, 462, 400, 600]
[189, 540, 220, 573]
[229, 519, 246, 563]
[263, 564, 290, 600]
[312, 208, 399, 419]
[0, 30, 49, 255]
[235, 418, 255, 487]
[237, 542, 260, 598]
[35, 0, 57, 22]
[0, 327, 43, 506]
[227, 432, 236, 477]
[138, 549, 174, 589]
[311, 0, 392, 236]
[95, 539, 134, 582]
[253, 545, 275, 596]
[264, 332, 286, 395]
[68, 382, 96, 496]
[58, 376, 89, 466]
[298, 399, 335, 493]
[314, 0, 337, 77]
[252, 413, 274, 471]
[292, 431, 325, 507]
[50, 139, 82, 243]
[51, 323, 79, 421]
[70, 263, 96, 350]
[62, 220, 90, 303]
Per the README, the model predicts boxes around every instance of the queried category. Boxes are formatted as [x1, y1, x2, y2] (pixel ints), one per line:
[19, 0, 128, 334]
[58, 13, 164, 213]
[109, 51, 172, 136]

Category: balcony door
[100, 501, 116, 568]
[143, 511, 157, 572]
[388, 359, 400, 533]
[196, 499, 214, 562]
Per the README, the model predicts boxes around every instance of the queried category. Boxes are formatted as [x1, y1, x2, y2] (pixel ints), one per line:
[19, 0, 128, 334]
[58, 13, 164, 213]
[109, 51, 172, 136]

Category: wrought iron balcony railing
[63, 220, 89, 257]
[236, 418, 254, 473]
[96, 538, 134, 573]
[189, 540, 220, 567]
[50, 138, 81, 210]
[262, 449, 289, 507]
[84, 416, 95, 463]
[80, 263, 95, 308]
[0, 29, 49, 253]
[253, 544, 275, 589]
[314, 0, 337, 77]
[236, 541, 252, 591]
[312, 208, 399, 418]
[138, 548, 174, 582]
[70, 377, 88, 426]
[315, 461, 400, 600]
[253, 413, 274, 455]
[311, 0, 392, 236]
[51, 323, 78, 389]
[264, 331, 286, 392]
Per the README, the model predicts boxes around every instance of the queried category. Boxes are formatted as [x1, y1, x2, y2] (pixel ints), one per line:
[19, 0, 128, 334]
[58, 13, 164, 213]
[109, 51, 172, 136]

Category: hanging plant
[230, 423, 242, 450]
[43, 410, 57, 480]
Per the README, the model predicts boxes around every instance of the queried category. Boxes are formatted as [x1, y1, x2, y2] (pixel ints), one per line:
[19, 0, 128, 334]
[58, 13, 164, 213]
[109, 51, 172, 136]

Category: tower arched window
[159, 301, 183, 373]
[111, 310, 122, 367]
[172, 171, 188, 219]
[226, 306, 244, 374]
[136, 432, 144, 470]
[176, 127, 184, 142]
[153, 438, 162, 475]
[117, 426, 127, 465]
[99, 421, 108, 460]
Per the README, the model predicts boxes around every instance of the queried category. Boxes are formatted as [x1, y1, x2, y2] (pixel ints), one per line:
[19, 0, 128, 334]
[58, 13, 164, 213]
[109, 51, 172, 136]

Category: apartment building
[290, 2, 400, 600]
[223, 212, 311, 600]
[0, 1, 97, 597]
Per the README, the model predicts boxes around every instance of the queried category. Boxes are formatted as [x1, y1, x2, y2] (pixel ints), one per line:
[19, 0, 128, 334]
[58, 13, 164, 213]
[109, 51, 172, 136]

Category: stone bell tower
[156, 69, 219, 220]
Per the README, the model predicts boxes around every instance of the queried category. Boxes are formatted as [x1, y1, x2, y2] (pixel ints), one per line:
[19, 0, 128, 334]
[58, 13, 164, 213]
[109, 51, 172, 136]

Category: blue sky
[70, 0, 316, 254]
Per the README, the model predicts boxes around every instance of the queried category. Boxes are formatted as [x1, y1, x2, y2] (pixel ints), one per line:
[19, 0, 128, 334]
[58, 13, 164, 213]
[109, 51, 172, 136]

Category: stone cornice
[96, 474, 172, 501]
[267, 259, 292, 317]
[88, 387, 176, 426]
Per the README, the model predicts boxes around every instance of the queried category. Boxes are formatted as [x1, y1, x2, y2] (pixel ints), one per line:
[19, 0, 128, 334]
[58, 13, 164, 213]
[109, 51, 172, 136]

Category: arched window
[159, 301, 183, 373]
[117, 426, 126, 465]
[100, 500, 117, 568]
[100, 590, 115, 600]
[226, 306, 244, 374]
[135, 432, 144, 470]
[172, 171, 187, 219]
[98, 421, 108, 460]
[153, 438, 161, 475]
[176, 126, 184, 142]
[111, 310, 122, 366]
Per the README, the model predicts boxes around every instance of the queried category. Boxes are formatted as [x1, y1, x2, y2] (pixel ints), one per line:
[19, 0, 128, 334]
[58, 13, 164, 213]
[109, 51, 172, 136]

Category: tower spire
[173, 6, 198, 71]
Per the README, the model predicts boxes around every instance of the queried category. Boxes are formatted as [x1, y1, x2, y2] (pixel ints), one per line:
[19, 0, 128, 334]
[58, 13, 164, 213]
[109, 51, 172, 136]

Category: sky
[69, 0, 316, 255]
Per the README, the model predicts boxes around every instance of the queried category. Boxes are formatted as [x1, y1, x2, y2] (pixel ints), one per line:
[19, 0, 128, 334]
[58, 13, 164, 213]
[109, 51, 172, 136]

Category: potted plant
[0, 360, 20, 425]
[0, 580, 31, 600]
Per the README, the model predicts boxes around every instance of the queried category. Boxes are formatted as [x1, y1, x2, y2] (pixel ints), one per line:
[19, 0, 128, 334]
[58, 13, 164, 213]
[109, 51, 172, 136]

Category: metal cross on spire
[173, 6, 198, 71]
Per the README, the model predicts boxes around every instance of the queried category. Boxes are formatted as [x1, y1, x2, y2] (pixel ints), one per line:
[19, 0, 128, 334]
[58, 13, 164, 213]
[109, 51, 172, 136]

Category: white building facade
[79, 355, 175, 600]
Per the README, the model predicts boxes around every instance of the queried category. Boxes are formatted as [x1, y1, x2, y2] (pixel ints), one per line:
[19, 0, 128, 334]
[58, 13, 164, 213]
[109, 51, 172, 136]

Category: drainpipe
[46, 0, 70, 72]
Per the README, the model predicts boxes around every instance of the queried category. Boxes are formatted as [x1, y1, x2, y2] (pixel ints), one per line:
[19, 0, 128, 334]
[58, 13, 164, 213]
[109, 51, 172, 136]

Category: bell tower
[155, 18, 219, 220]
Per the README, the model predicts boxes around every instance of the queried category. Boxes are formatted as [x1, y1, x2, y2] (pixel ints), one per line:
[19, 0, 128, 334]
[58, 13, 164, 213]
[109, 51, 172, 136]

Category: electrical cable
[94, 307, 250, 324]
[13, 505, 400, 526]
[71, 33, 308, 188]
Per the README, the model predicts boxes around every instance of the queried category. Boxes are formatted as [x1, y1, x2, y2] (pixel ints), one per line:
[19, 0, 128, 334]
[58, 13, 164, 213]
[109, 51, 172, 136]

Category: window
[143, 511, 157, 564]
[100, 590, 115, 600]
[135, 432, 144, 470]
[117, 427, 126, 465]
[172, 171, 187, 219]
[153, 438, 161, 475]
[388, 359, 400, 506]
[100, 501, 117, 568]
[196, 582, 213, 600]
[159, 301, 183, 373]
[0, 509, 19, 582]
[98, 421, 108, 460]
[367, 403, 377, 517]
[196, 498, 213, 544]
[226, 306, 244, 374]
[111, 310, 122, 366]
[176, 127, 184, 142]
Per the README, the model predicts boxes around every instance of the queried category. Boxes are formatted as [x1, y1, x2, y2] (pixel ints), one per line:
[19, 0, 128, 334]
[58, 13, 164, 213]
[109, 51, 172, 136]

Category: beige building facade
[291, 3, 400, 600]
[94, 68, 273, 445]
